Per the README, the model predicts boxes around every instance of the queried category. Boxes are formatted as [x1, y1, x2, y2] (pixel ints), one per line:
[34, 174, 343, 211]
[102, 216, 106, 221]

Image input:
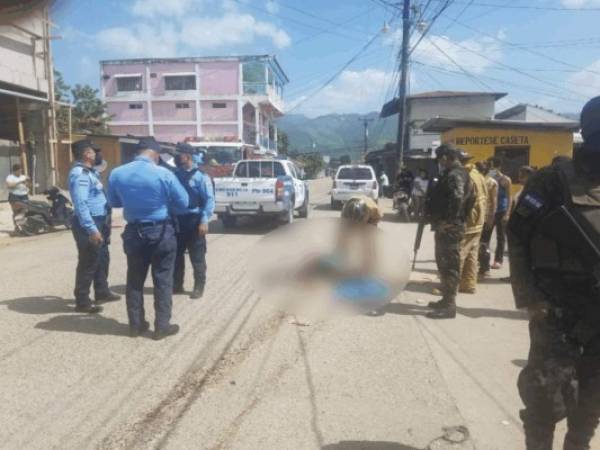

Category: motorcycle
[12, 187, 74, 236]
[393, 188, 412, 223]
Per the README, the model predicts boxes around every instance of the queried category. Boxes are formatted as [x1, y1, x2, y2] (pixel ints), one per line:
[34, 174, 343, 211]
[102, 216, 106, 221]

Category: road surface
[0, 178, 595, 450]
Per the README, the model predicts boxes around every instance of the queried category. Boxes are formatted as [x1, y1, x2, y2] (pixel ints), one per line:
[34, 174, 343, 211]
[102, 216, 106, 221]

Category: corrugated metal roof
[409, 90, 507, 100]
[422, 117, 580, 132]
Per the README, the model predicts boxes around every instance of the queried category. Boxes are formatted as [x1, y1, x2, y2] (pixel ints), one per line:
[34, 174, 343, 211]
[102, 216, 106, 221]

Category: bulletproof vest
[175, 168, 206, 210]
[531, 162, 600, 287]
[428, 165, 470, 223]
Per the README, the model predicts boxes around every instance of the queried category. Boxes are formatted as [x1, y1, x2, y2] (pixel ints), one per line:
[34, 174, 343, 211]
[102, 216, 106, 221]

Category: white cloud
[131, 0, 199, 18]
[561, 0, 600, 7]
[566, 59, 600, 97]
[265, 0, 280, 14]
[96, 1, 290, 57]
[291, 69, 393, 118]
[181, 13, 291, 49]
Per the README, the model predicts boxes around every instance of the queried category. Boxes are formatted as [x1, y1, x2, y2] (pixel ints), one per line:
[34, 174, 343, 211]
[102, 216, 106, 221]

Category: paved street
[0, 178, 597, 450]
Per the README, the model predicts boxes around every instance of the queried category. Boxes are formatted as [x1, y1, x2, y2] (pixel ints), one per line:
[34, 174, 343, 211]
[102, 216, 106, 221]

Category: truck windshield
[197, 146, 243, 166]
[337, 168, 373, 180]
[235, 161, 285, 178]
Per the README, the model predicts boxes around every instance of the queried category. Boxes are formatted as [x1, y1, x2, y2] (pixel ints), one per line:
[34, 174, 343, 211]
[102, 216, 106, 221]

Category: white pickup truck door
[286, 162, 305, 209]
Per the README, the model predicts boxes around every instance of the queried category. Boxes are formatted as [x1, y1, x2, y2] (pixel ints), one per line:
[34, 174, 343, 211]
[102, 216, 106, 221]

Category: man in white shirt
[5, 164, 29, 211]
[379, 170, 390, 197]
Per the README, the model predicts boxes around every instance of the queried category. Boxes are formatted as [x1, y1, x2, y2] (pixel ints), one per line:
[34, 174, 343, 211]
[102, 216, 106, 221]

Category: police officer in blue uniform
[173, 143, 215, 299]
[108, 138, 189, 340]
[69, 139, 120, 314]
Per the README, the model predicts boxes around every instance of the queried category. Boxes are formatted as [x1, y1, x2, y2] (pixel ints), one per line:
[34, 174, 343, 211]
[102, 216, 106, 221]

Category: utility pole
[359, 117, 374, 156]
[396, 0, 411, 173]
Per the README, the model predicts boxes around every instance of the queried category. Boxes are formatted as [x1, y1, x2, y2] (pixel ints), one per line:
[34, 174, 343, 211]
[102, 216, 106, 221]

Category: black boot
[153, 324, 180, 341]
[129, 320, 150, 338]
[426, 302, 456, 319]
[190, 285, 204, 300]
[74, 304, 103, 314]
[428, 298, 450, 310]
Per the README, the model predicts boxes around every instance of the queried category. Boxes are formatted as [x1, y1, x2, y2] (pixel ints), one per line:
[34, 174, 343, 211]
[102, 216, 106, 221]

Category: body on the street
[172, 143, 215, 300]
[508, 96, 600, 450]
[108, 137, 189, 339]
[68, 139, 119, 314]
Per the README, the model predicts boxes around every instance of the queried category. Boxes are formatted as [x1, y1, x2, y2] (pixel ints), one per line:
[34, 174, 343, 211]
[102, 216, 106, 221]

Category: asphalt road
[0, 178, 596, 450]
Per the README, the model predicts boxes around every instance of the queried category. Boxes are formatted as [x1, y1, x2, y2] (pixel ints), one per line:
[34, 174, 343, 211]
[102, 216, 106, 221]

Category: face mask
[94, 152, 103, 166]
[94, 160, 107, 173]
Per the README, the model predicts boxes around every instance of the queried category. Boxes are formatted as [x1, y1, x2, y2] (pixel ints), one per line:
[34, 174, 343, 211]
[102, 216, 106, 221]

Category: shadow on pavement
[381, 301, 528, 321]
[322, 442, 416, 450]
[403, 281, 438, 295]
[209, 217, 278, 236]
[35, 314, 130, 336]
[0, 296, 74, 315]
[512, 359, 528, 368]
[313, 204, 335, 211]
[111, 284, 154, 296]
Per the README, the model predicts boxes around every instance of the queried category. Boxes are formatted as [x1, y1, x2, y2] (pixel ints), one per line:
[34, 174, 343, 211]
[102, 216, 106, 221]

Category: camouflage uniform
[508, 161, 600, 450]
[429, 161, 470, 304]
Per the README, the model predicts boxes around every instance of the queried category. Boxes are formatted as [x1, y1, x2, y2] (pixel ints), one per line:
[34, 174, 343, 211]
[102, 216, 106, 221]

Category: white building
[407, 91, 507, 153]
[495, 103, 573, 123]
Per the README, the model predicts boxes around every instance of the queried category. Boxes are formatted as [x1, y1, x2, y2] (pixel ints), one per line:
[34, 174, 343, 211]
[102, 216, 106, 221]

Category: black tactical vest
[175, 169, 206, 211]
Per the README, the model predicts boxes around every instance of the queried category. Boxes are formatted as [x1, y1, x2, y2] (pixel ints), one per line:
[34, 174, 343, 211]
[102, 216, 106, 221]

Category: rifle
[412, 219, 425, 270]
[412, 175, 438, 271]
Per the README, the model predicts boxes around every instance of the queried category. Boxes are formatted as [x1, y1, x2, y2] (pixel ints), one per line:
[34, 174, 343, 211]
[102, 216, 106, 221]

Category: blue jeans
[72, 216, 110, 307]
[174, 214, 207, 290]
[122, 222, 176, 330]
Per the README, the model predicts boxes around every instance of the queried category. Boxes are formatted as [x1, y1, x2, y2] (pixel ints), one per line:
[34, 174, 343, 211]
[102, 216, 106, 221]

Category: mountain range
[277, 112, 398, 160]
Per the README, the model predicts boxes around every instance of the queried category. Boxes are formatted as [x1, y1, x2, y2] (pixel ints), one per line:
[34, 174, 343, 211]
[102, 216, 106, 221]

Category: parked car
[330, 165, 378, 209]
[214, 159, 309, 227]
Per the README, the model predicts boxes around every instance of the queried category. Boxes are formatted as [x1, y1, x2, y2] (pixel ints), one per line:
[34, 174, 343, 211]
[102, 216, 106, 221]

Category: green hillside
[277, 112, 398, 159]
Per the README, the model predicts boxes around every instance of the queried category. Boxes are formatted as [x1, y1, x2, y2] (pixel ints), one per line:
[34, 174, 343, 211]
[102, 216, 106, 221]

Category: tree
[54, 70, 71, 135]
[71, 84, 111, 134]
[277, 130, 289, 156]
[295, 153, 325, 179]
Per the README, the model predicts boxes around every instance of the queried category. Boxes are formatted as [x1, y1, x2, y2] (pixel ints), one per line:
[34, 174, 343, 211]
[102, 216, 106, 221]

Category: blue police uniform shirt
[69, 162, 107, 235]
[174, 168, 215, 224]
[108, 155, 189, 223]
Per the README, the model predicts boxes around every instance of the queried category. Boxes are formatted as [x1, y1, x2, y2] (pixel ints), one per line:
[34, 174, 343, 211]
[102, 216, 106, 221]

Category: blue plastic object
[333, 277, 392, 310]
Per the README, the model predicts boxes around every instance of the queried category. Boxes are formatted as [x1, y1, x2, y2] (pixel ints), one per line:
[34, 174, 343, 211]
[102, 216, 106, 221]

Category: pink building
[100, 55, 288, 153]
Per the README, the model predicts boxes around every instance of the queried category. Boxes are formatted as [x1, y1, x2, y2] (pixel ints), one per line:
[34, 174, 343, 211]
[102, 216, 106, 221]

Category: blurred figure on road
[476, 160, 498, 278]
[69, 139, 120, 314]
[508, 96, 600, 450]
[5, 163, 29, 213]
[172, 143, 215, 300]
[378, 170, 389, 198]
[108, 137, 189, 340]
[426, 145, 474, 319]
[458, 152, 487, 294]
[488, 157, 512, 270]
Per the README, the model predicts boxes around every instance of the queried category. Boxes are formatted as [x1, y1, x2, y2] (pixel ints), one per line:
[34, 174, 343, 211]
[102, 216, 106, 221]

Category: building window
[129, 103, 143, 109]
[165, 75, 196, 91]
[212, 102, 227, 109]
[176, 103, 190, 109]
[494, 146, 530, 183]
[116, 76, 143, 92]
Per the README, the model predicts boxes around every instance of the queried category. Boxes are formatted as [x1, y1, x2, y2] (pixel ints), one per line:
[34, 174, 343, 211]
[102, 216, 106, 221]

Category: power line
[440, 0, 475, 33]
[408, 0, 456, 56]
[429, 0, 600, 10]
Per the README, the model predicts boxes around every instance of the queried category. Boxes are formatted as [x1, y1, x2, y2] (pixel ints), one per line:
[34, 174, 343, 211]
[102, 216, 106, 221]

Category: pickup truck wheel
[298, 192, 309, 218]
[222, 215, 237, 228]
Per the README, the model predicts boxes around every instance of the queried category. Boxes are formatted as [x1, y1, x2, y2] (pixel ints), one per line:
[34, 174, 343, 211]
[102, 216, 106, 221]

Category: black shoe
[190, 285, 204, 300]
[95, 291, 121, 303]
[129, 320, 150, 338]
[74, 304, 103, 314]
[173, 286, 185, 294]
[153, 324, 180, 341]
[426, 306, 456, 319]
[428, 298, 450, 310]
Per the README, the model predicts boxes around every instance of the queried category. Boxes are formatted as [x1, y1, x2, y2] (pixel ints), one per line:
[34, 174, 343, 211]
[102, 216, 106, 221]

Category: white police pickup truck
[214, 159, 309, 227]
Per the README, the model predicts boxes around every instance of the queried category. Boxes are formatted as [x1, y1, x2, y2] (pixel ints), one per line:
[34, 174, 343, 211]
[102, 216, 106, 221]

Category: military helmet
[341, 197, 369, 224]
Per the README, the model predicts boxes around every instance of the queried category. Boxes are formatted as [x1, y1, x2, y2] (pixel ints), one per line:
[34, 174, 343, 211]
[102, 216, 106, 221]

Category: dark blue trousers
[72, 216, 110, 307]
[174, 214, 207, 291]
[122, 222, 176, 330]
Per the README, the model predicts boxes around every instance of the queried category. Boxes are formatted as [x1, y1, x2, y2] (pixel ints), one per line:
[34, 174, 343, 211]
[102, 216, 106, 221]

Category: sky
[50, 0, 600, 118]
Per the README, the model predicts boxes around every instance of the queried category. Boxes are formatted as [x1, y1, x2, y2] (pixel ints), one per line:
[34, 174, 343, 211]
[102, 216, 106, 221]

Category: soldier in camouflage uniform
[427, 145, 472, 319]
[508, 96, 600, 450]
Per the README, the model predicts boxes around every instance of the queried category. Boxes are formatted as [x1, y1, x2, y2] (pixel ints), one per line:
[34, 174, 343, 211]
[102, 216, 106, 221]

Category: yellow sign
[454, 136, 530, 146]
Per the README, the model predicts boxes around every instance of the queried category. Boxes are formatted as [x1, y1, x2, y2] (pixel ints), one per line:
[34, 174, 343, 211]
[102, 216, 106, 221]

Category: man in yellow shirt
[459, 153, 488, 293]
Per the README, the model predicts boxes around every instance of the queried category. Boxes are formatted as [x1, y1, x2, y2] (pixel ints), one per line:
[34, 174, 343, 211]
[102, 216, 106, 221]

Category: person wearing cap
[425, 144, 473, 319]
[69, 139, 120, 314]
[172, 142, 215, 299]
[508, 96, 600, 450]
[108, 137, 189, 340]
[457, 151, 487, 294]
